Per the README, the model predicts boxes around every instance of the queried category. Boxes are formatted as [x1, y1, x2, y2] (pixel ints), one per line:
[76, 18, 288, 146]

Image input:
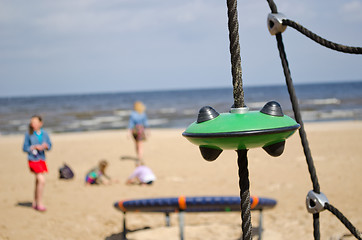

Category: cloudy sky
[0, 0, 361, 97]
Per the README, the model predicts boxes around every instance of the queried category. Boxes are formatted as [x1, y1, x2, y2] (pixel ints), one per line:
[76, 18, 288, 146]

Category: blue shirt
[128, 111, 148, 129]
[23, 129, 52, 161]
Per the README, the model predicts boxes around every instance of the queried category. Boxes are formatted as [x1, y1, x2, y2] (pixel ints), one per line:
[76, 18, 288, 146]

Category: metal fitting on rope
[267, 13, 287, 35]
[306, 190, 329, 214]
[230, 106, 249, 114]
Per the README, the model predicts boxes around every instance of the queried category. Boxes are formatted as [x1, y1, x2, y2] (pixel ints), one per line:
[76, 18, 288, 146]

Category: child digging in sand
[22, 115, 52, 212]
[126, 163, 156, 185]
[85, 160, 117, 185]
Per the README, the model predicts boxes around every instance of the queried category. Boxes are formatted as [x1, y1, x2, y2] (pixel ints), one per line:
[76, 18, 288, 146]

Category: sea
[1, 81, 361, 135]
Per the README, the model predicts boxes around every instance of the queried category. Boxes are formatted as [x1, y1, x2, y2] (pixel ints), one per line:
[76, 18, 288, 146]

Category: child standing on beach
[128, 101, 149, 164]
[22, 115, 52, 212]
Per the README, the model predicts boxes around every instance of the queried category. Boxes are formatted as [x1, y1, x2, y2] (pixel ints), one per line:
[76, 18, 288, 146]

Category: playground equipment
[182, 0, 362, 239]
[114, 196, 277, 240]
[113, 0, 362, 239]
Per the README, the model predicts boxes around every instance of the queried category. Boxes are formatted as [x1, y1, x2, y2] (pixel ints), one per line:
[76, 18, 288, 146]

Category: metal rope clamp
[306, 190, 329, 214]
[267, 13, 287, 35]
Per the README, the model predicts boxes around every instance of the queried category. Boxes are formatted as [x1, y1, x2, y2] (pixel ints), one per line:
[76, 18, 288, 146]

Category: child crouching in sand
[126, 163, 156, 185]
[85, 160, 117, 185]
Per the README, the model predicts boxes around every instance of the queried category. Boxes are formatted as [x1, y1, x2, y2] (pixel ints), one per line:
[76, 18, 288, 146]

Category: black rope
[237, 149, 252, 240]
[266, 0, 278, 14]
[225, 0, 251, 238]
[313, 213, 320, 240]
[275, 31, 321, 240]
[324, 203, 362, 240]
[267, 1, 362, 239]
[274, 33, 321, 194]
[225, 0, 251, 237]
[282, 19, 362, 54]
[266, 0, 321, 238]
[227, 0, 245, 108]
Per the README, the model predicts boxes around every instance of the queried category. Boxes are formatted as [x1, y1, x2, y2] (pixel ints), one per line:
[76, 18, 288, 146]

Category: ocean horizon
[1, 80, 361, 135]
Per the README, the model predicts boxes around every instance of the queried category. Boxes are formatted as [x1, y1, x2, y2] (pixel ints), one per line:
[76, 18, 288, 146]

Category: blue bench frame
[114, 196, 277, 240]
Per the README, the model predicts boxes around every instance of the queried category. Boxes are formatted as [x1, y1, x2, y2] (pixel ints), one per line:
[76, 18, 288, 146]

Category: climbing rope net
[225, 0, 362, 239]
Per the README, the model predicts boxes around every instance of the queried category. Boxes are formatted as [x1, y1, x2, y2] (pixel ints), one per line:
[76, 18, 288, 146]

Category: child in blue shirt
[23, 115, 52, 212]
[128, 101, 149, 164]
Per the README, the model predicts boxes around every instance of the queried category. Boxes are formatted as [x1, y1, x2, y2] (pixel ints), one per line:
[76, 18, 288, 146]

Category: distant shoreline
[1, 79, 361, 99]
[2, 81, 362, 135]
[2, 119, 361, 137]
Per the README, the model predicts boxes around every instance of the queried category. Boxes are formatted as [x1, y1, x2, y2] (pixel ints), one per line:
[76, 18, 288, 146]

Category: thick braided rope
[227, 0, 245, 108]
[226, 0, 251, 238]
[237, 149, 252, 240]
[324, 203, 362, 240]
[283, 19, 362, 54]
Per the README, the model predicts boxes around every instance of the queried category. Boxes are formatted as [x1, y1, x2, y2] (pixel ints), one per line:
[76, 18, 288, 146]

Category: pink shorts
[29, 160, 48, 173]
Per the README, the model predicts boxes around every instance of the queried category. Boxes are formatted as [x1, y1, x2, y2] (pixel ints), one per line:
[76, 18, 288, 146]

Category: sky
[0, 0, 361, 97]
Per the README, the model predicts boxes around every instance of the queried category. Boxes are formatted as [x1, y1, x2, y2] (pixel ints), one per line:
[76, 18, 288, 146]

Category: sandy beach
[0, 121, 361, 240]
